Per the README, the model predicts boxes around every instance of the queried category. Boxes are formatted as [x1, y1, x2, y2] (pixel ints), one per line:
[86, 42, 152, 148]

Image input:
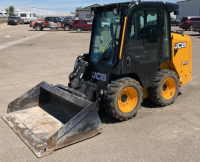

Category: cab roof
[93, 1, 179, 13]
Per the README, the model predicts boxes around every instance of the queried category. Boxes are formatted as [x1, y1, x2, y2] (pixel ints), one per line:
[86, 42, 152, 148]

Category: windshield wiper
[98, 22, 118, 64]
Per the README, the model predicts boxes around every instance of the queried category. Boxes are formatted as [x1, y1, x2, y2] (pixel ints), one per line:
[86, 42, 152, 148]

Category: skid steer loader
[2, 1, 192, 157]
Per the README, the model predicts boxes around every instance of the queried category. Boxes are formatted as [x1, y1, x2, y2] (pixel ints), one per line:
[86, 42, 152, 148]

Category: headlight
[15, 20, 17, 22]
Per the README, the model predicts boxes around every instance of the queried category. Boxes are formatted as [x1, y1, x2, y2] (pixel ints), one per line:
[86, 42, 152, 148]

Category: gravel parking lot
[0, 25, 200, 162]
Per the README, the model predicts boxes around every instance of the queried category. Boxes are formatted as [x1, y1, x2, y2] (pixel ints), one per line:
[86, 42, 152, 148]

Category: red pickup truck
[72, 19, 93, 32]
[30, 16, 72, 31]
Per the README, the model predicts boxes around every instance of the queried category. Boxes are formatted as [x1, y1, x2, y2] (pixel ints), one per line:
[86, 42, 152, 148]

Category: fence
[0, 17, 8, 23]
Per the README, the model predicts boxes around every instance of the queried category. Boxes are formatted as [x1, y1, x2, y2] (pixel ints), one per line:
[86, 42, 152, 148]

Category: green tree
[75, 12, 79, 18]
[75, 6, 81, 17]
[5, 6, 15, 17]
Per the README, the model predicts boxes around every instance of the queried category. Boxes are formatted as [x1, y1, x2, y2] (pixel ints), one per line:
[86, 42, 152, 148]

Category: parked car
[72, 19, 93, 32]
[102, 21, 110, 30]
[192, 21, 200, 33]
[30, 16, 72, 31]
[170, 18, 180, 26]
[7, 16, 24, 25]
[179, 16, 200, 31]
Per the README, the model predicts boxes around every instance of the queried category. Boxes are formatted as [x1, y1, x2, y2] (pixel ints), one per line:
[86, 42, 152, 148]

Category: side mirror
[174, 10, 179, 15]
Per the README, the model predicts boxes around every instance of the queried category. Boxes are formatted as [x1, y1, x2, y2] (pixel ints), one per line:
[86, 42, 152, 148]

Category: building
[0, 5, 73, 17]
[76, 4, 101, 19]
[177, 0, 200, 20]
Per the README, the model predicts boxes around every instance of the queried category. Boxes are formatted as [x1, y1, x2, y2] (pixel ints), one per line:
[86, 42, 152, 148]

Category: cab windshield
[90, 10, 122, 68]
[10, 17, 18, 20]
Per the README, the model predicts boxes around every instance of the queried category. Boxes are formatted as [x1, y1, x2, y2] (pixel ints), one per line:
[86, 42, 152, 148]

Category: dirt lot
[0, 25, 200, 162]
[0, 22, 9, 28]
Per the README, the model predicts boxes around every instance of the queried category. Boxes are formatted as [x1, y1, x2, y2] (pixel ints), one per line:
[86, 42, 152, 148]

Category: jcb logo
[182, 61, 189, 66]
[92, 72, 106, 81]
[174, 42, 186, 50]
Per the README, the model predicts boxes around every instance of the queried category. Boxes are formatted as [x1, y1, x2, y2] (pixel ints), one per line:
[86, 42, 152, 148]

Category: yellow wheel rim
[118, 87, 138, 113]
[161, 77, 176, 100]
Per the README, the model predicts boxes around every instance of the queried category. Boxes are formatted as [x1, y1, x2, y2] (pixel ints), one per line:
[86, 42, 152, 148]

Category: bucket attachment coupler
[2, 81, 103, 157]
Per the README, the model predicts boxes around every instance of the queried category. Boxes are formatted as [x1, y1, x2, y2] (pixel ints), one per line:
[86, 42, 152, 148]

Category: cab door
[122, 4, 162, 87]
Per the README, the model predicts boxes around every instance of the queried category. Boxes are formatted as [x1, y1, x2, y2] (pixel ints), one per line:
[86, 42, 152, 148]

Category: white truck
[15, 12, 37, 23]
[0, 11, 8, 17]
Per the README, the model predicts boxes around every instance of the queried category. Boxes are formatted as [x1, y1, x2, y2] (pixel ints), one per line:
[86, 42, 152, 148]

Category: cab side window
[125, 5, 160, 62]
[163, 8, 170, 58]
[129, 10, 144, 47]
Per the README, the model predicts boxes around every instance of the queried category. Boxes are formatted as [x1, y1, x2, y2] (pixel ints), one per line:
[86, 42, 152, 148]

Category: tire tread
[103, 77, 143, 121]
[149, 69, 179, 106]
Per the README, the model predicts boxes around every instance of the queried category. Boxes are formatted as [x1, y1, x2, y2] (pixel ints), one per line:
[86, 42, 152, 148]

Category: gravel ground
[0, 25, 200, 162]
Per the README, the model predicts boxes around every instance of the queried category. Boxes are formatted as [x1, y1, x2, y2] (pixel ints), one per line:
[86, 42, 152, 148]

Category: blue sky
[0, 0, 178, 12]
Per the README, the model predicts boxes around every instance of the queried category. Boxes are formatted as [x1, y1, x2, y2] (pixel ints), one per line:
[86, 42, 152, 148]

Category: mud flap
[2, 81, 103, 157]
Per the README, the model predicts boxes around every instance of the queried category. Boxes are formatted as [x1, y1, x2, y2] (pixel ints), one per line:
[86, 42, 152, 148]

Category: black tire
[77, 27, 82, 33]
[189, 25, 193, 31]
[102, 77, 143, 121]
[185, 29, 187, 31]
[64, 25, 70, 31]
[35, 25, 42, 31]
[148, 69, 179, 106]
